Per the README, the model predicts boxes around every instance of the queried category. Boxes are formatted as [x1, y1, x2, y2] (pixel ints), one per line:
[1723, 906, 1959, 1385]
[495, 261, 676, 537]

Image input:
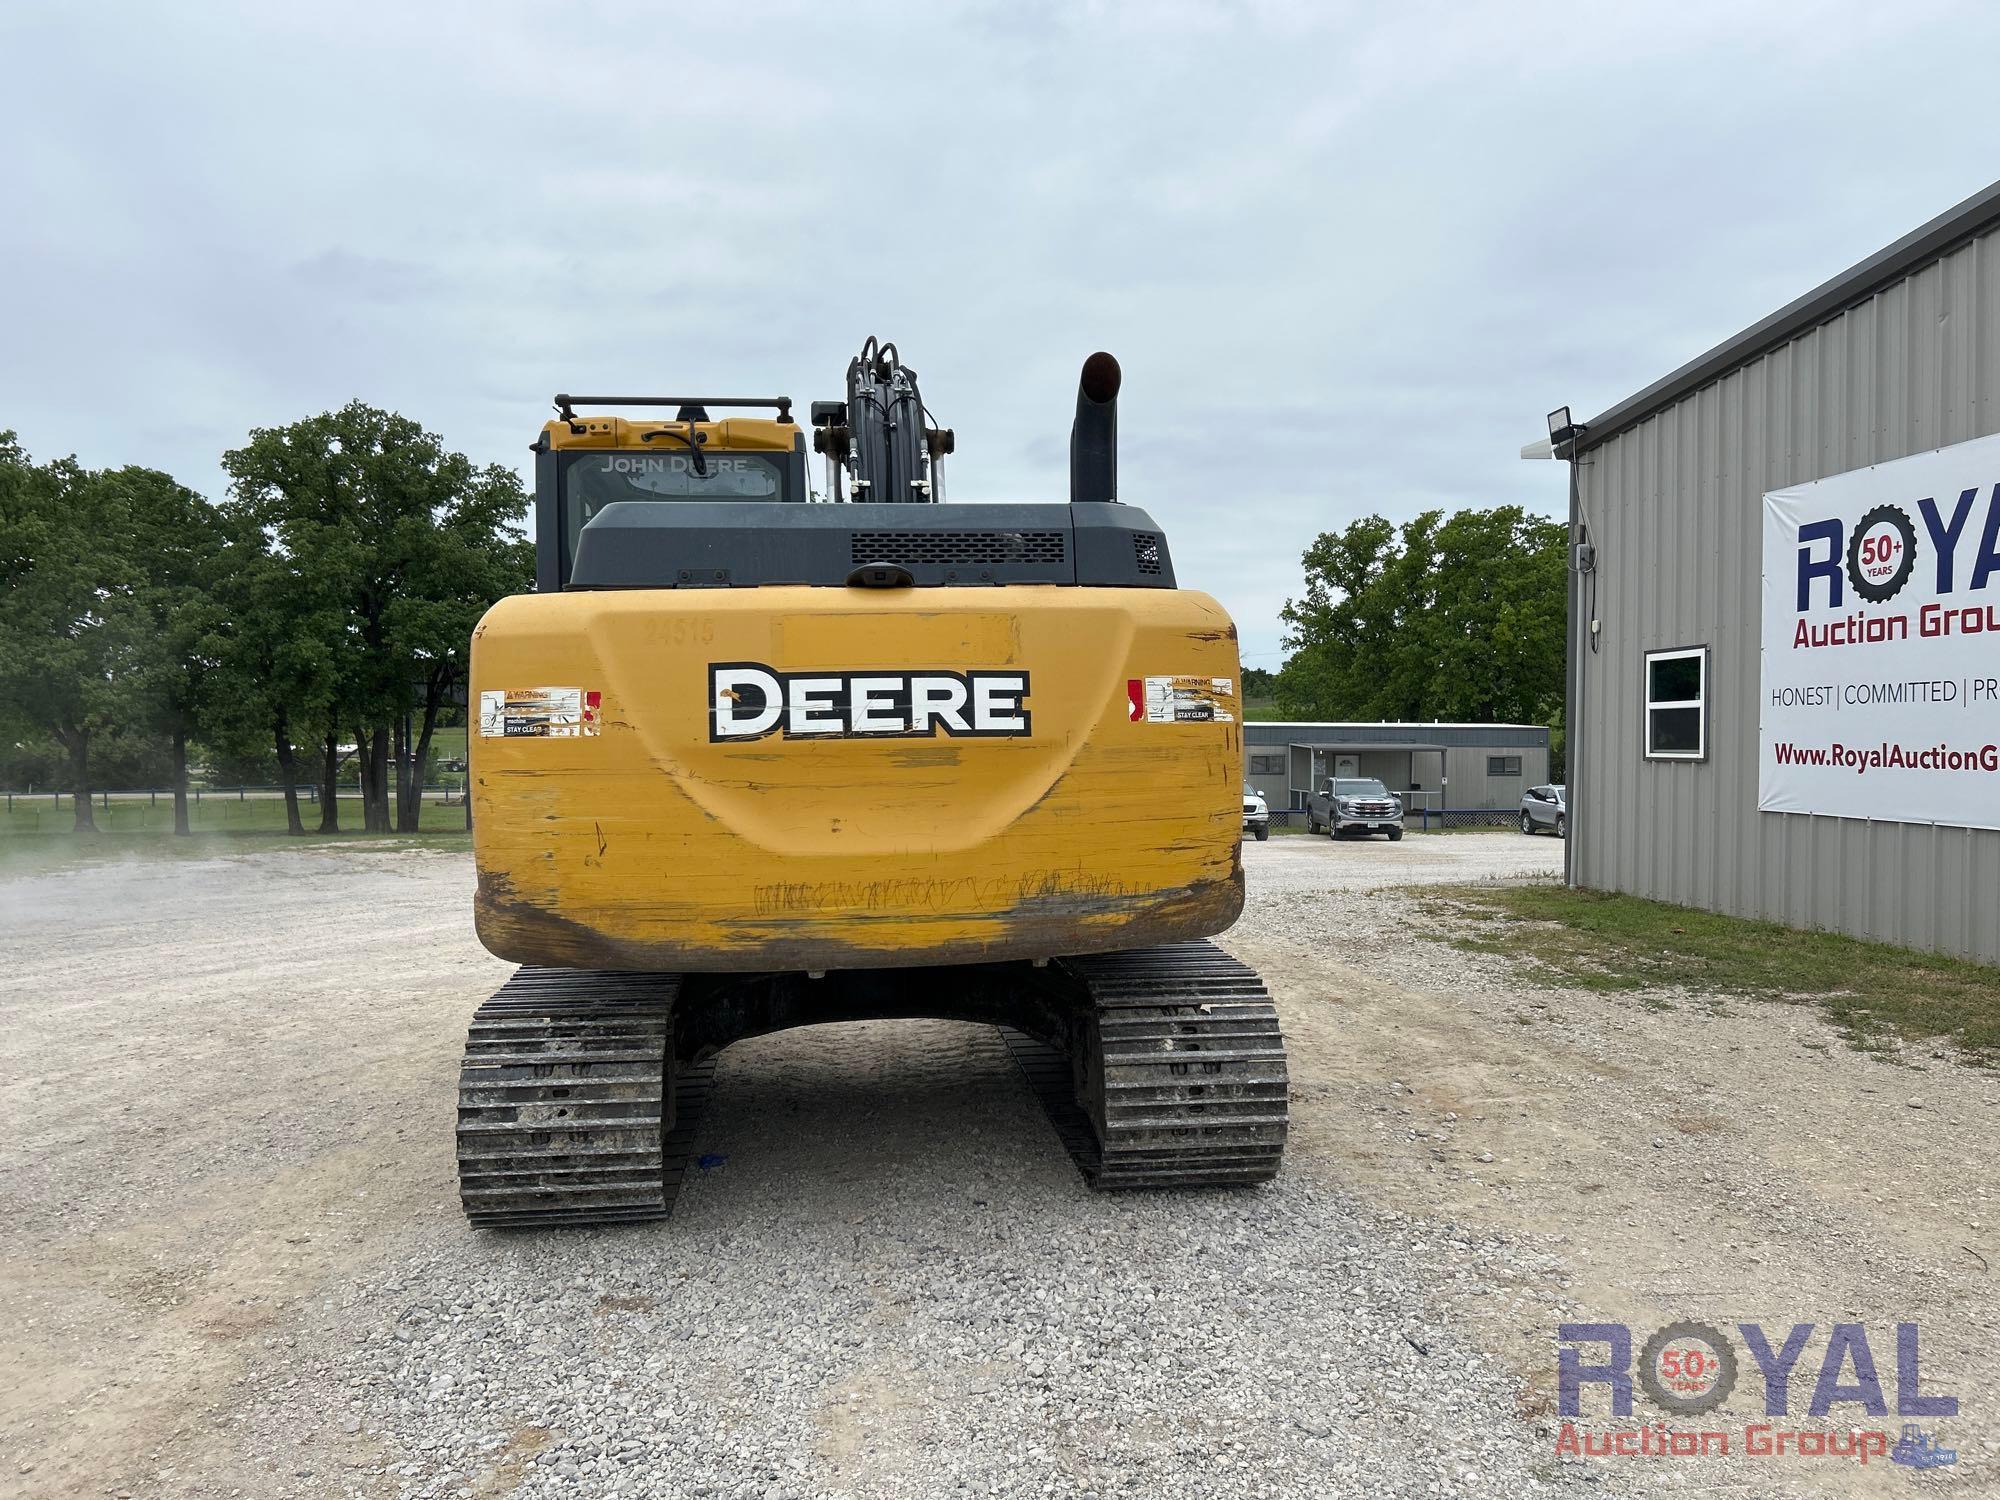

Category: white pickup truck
[1241, 785, 1270, 841]
[1303, 777, 1405, 841]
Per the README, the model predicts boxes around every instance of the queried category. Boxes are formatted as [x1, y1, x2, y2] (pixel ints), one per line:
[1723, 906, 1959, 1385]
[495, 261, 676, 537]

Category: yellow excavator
[457, 339, 1288, 1227]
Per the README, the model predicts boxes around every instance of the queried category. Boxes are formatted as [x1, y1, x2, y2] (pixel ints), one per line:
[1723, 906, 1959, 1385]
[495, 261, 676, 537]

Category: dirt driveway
[2, 834, 1991, 1497]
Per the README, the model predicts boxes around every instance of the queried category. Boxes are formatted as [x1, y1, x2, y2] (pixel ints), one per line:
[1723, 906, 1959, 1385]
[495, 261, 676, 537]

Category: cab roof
[540, 415, 802, 452]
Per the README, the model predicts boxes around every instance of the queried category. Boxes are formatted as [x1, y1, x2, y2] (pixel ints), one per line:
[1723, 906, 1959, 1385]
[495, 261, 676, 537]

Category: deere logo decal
[709, 663, 1031, 741]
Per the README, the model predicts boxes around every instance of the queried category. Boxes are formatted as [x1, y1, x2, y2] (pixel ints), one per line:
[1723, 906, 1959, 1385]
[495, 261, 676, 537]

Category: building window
[1487, 755, 1522, 777]
[1645, 646, 1708, 760]
[1248, 753, 1284, 776]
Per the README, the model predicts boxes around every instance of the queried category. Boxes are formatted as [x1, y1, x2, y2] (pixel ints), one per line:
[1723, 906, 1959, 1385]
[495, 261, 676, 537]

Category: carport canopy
[1291, 741, 1451, 800]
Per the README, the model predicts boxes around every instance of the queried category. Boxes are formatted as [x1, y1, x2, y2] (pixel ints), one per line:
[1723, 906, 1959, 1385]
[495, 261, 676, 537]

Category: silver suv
[1519, 784, 1566, 837]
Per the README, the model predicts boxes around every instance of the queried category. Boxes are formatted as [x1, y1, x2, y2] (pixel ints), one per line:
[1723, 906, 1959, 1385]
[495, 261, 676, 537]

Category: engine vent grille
[849, 530, 1067, 567]
[1132, 531, 1164, 575]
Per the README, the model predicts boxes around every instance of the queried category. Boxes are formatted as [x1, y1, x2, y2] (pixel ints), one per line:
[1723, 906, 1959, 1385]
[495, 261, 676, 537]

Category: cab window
[563, 451, 788, 560]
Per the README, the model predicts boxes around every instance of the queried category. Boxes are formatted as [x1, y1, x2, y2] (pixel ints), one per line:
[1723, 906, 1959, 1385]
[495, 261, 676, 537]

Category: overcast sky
[5, 2, 1997, 663]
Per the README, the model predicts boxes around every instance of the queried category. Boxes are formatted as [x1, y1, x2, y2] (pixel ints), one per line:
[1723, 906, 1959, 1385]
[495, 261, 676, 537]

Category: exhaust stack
[1069, 351, 1121, 505]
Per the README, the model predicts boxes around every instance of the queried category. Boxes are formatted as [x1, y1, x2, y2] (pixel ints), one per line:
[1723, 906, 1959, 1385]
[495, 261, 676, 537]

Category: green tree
[0, 440, 140, 832]
[221, 403, 529, 833]
[0, 726, 171, 794]
[1276, 506, 1566, 726]
[201, 508, 346, 836]
[116, 466, 230, 835]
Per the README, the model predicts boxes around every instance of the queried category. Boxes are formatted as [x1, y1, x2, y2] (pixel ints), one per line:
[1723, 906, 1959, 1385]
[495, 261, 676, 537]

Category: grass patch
[1, 794, 470, 837]
[1427, 882, 2000, 1063]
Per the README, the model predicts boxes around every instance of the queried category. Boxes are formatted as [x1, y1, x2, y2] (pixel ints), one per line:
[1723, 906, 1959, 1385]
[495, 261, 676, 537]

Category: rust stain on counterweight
[474, 864, 1243, 973]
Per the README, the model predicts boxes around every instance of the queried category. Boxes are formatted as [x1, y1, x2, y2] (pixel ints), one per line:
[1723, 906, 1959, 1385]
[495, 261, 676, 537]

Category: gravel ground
[1236, 832, 1996, 1498]
[4, 833, 1990, 1498]
[1246, 827, 1567, 893]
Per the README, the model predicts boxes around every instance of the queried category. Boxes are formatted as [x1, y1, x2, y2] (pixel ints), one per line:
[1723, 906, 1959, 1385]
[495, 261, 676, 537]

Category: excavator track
[1004, 940, 1288, 1189]
[456, 968, 713, 1229]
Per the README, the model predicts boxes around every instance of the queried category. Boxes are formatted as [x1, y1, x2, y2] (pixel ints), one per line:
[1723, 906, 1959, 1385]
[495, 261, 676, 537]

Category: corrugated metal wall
[1573, 222, 2000, 961]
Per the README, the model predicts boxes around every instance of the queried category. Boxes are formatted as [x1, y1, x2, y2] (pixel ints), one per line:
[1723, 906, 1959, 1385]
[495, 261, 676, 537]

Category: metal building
[1242, 722, 1551, 815]
[1558, 178, 2000, 962]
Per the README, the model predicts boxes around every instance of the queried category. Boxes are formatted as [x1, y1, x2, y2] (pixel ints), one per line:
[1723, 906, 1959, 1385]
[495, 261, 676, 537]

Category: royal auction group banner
[1760, 431, 2000, 831]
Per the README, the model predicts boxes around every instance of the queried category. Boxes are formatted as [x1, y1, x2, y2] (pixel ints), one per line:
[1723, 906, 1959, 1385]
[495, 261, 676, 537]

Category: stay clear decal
[478, 687, 600, 738]
[1126, 676, 1236, 724]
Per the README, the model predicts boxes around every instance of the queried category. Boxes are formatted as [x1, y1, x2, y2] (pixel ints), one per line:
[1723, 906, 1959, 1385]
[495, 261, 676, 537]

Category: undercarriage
[456, 942, 1289, 1228]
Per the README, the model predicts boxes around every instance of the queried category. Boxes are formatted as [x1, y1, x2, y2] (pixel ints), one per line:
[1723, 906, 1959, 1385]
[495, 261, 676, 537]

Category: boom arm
[811, 336, 954, 503]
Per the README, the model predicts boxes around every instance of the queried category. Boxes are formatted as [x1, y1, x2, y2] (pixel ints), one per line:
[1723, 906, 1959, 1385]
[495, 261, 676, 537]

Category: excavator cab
[531, 397, 809, 592]
[457, 339, 1289, 1229]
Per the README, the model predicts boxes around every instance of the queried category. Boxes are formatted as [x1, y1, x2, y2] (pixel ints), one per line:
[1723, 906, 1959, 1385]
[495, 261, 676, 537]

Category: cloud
[2, 0, 1994, 663]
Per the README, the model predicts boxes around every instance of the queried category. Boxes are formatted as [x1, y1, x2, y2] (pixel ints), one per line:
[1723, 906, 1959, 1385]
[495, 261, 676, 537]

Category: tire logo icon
[1639, 1321, 1738, 1416]
[1846, 503, 1917, 604]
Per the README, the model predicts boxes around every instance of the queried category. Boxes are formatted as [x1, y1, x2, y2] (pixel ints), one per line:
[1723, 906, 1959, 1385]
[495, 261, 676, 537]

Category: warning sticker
[1126, 676, 1236, 724]
[478, 687, 600, 738]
